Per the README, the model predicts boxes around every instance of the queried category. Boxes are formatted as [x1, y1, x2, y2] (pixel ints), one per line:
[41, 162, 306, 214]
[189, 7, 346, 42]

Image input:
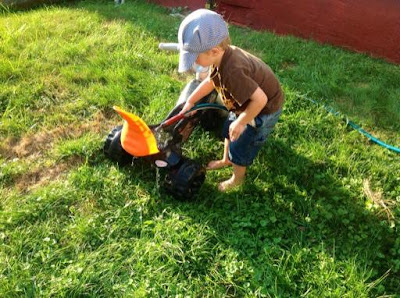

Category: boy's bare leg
[207, 138, 232, 170]
[218, 163, 246, 191]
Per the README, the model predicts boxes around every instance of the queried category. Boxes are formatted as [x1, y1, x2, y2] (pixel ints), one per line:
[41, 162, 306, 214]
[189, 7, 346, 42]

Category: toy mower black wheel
[199, 109, 225, 132]
[104, 125, 133, 166]
[164, 159, 206, 199]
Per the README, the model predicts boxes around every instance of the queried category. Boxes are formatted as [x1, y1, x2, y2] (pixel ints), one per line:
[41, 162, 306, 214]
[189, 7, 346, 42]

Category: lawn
[0, 0, 399, 296]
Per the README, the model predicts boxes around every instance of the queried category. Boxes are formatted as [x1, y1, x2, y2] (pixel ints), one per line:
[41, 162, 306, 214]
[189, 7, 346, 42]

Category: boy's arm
[179, 77, 214, 115]
[229, 87, 268, 141]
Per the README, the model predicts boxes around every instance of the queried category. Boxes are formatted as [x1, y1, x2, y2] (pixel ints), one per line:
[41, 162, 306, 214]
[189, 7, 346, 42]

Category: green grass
[0, 0, 399, 296]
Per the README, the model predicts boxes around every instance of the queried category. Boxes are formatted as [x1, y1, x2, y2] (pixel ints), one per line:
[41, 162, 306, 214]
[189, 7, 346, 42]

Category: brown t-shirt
[210, 46, 284, 115]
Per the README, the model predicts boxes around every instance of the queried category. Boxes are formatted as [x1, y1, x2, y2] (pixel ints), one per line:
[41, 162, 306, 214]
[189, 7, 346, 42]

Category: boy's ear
[210, 47, 222, 56]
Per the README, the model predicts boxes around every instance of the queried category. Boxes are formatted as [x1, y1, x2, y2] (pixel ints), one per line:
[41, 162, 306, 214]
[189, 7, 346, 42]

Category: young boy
[178, 9, 284, 191]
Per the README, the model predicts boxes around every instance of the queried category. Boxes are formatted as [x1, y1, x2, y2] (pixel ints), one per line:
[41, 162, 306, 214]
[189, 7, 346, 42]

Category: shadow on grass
[171, 139, 398, 295]
[3, 139, 397, 295]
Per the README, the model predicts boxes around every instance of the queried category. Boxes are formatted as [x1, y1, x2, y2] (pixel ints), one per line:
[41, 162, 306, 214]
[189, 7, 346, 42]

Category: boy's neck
[213, 49, 226, 68]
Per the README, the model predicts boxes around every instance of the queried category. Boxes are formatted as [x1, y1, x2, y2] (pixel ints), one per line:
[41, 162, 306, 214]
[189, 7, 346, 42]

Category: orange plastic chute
[113, 106, 159, 157]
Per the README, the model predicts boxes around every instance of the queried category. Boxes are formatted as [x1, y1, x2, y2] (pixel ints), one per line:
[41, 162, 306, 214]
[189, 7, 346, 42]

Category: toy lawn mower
[104, 44, 227, 198]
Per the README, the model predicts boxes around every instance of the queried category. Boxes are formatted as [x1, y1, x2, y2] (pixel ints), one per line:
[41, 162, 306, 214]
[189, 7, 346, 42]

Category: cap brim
[178, 50, 198, 73]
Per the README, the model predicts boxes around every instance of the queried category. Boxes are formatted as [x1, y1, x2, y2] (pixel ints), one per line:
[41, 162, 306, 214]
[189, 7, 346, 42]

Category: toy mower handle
[159, 43, 180, 52]
[160, 113, 185, 127]
[159, 103, 227, 128]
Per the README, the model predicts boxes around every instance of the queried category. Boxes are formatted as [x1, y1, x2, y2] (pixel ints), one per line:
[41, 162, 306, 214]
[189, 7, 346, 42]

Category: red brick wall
[216, 0, 400, 64]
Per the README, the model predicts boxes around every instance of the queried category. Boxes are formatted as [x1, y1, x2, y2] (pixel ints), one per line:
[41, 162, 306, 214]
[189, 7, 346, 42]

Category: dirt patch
[353, 82, 370, 89]
[14, 156, 85, 193]
[0, 111, 118, 193]
[363, 178, 395, 221]
[280, 61, 297, 71]
[0, 110, 121, 193]
[0, 111, 115, 160]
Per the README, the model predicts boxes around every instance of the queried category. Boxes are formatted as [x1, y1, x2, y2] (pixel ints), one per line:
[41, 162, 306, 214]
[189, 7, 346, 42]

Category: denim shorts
[222, 109, 282, 166]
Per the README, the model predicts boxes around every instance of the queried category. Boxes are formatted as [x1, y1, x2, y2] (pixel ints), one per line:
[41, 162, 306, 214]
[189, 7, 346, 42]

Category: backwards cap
[178, 9, 228, 73]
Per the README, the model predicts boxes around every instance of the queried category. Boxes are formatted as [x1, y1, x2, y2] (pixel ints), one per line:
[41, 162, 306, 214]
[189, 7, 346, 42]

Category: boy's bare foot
[218, 176, 243, 192]
[206, 159, 231, 170]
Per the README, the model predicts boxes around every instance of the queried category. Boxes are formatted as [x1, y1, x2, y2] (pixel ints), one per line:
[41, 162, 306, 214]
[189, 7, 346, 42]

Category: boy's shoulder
[230, 45, 248, 54]
[221, 45, 266, 75]
[231, 45, 265, 64]
[222, 46, 249, 71]
[225, 45, 249, 62]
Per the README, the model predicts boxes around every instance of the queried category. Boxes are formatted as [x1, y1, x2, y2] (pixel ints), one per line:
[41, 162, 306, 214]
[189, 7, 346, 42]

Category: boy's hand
[229, 119, 246, 142]
[179, 101, 196, 116]
[178, 77, 214, 116]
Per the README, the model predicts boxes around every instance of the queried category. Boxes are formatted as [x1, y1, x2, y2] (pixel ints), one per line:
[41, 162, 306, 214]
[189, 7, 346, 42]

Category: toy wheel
[199, 91, 227, 133]
[164, 159, 206, 199]
[199, 109, 225, 132]
[104, 125, 133, 166]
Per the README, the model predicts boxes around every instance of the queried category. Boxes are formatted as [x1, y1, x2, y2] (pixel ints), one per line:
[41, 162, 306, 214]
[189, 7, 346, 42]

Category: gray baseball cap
[178, 9, 229, 73]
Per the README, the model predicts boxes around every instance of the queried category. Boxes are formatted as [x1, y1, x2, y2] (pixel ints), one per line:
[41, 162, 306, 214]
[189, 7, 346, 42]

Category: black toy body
[104, 79, 227, 199]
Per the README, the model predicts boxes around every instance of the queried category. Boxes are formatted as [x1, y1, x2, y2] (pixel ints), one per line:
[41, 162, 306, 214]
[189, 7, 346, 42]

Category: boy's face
[195, 51, 214, 68]
[195, 47, 222, 68]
